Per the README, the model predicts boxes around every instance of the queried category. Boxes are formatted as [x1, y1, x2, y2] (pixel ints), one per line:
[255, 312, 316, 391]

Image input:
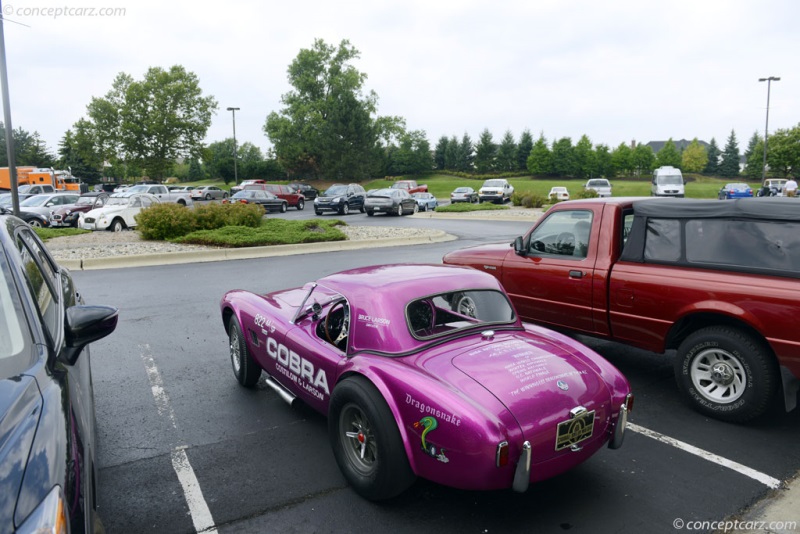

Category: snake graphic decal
[414, 416, 449, 463]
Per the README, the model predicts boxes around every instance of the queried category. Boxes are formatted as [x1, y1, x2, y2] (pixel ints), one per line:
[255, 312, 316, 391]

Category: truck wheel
[675, 326, 778, 422]
[228, 315, 261, 387]
[329, 377, 415, 500]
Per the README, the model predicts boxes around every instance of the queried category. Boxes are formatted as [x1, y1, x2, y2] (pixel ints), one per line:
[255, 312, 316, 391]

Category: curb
[61, 230, 457, 271]
[725, 474, 800, 534]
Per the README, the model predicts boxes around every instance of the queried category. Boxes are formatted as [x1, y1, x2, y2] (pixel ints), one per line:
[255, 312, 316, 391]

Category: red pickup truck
[391, 180, 428, 194]
[443, 197, 800, 422]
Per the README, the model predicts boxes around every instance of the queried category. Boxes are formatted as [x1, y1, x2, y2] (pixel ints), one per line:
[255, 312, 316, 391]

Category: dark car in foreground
[365, 188, 418, 216]
[314, 183, 366, 215]
[223, 189, 288, 213]
[0, 211, 119, 533]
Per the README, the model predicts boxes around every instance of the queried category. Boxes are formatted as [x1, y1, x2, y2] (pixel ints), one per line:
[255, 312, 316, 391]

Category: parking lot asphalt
[67, 209, 800, 532]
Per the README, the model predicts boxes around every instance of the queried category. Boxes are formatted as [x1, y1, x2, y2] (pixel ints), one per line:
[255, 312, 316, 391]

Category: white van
[651, 166, 685, 197]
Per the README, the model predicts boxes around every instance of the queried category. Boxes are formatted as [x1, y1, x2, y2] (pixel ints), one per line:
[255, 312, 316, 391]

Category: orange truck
[0, 167, 82, 192]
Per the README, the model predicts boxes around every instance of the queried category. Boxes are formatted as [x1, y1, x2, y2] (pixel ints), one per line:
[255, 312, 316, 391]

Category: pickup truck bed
[444, 197, 800, 422]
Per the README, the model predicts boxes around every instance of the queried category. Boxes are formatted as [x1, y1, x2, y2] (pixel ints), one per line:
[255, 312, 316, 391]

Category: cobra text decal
[265, 337, 330, 399]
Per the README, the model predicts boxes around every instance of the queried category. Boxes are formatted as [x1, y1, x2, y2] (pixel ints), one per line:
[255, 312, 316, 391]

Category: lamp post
[226, 107, 240, 183]
[758, 76, 780, 183]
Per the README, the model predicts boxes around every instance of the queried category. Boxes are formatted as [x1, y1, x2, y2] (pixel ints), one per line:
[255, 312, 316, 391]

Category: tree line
[4, 38, 799, 185]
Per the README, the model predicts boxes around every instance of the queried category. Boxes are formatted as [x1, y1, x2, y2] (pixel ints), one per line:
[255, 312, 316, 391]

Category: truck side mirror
[513, 236, 525, 255]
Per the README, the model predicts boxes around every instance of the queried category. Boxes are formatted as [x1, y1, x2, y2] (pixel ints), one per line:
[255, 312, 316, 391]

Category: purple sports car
[220, 264, 632, 500]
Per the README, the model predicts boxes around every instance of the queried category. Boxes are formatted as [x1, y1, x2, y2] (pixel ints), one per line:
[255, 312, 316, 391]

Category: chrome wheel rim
[690, 348, 747, 403]
[340, 403, 377, 475]
[230, 326, 241, 375]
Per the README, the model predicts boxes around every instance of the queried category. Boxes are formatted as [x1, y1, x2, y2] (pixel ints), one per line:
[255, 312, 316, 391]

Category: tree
[87, 68, 216, 179]
[456, 133, 474, 172]
[550, 137, 575, 177]
[573, 135, 594, 179]
[434, 136, 448, 170]
[444, 135, 459, 170]
[526, 133, 551, 176]
[206, 138, 236, 183]
[474, 128, 496, 173]
[58, 119, 103, 183]
[495, 130, 517, 172]
[516, 130, 534, 172]
[0, 124, 55, 167]
[766, 125, 800, 177]
[719, 130, 740, 178]
[594, 144, 613, 178]
[704, 138, 721, 175]
[656, 138, 681, 169]
[611, 143, 633, 176]
[743, 132, 763, 180]
[631, 144, 656, 176]
[188, 158, 205, 181]
[389, 130, 432, 175]
[681, 138, 708, 173]
[264, 38, 398, 180]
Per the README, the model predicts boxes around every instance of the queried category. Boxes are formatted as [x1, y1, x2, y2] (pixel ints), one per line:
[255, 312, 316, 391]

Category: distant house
[645, 139, 710, 153]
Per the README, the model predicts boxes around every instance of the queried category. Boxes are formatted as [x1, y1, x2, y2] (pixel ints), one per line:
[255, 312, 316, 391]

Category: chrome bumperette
[608, 395, 631, 450]
[512, 441, 532, 493]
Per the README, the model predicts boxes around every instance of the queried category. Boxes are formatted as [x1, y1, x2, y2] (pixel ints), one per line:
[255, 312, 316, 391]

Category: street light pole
[758, 76, 780, 183]
[226, 107, 240, 184]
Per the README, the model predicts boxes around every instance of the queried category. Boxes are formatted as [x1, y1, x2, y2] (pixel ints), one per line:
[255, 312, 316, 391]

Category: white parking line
[141, 344, 219, 533]
[628, 423, 781, 489]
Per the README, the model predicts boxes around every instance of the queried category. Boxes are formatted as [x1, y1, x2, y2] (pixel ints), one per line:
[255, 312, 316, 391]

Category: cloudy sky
[3, 0, 798, 160]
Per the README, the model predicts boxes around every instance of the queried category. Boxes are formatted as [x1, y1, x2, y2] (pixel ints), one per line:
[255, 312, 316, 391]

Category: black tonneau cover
[632, 198, 800, 222]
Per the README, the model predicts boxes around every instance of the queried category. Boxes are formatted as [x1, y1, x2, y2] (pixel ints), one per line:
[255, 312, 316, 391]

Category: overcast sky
[3, 0, 798, 161]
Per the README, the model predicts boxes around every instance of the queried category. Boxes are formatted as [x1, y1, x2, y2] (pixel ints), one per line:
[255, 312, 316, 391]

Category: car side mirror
[513, 236, 525, 255]
[61, 305, 119, 365]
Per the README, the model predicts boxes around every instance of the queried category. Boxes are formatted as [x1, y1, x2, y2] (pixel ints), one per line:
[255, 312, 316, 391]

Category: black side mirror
[513, 236, 525, 255]
[62, 305, 119, 365]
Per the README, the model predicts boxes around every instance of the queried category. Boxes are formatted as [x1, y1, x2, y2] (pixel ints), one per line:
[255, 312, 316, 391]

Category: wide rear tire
[329, 377, 415, 500]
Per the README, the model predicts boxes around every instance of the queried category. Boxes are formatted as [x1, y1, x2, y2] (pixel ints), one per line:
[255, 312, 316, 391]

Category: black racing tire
[280, 202, 287, 213]
[110, 219, 124, 232]
[340, 203, 350, 215]
[297, 199, 305, 210]
[329, 377, 415, 500]
[674, 326, 779, 422]
[228, 315, 261, 388]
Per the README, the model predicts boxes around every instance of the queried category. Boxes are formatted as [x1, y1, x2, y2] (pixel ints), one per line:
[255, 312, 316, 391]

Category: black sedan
[365, 188, 419, 216]
[0, 211, 118, 533]
[224, 189, 288, 213]
[288, 182, 319, 200]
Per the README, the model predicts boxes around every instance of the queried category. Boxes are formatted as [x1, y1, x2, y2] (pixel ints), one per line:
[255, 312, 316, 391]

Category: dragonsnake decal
[414, 416, 449, 463]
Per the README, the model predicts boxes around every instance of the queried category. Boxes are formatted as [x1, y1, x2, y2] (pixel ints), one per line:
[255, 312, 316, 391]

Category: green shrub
[511, 191, 546, 208]
[175, 219, 347, 247]
[136, 203, 196, 240]
[436, 202, 509, 213]
[573, 189, 599, 199]
[136, 202, 264, 240]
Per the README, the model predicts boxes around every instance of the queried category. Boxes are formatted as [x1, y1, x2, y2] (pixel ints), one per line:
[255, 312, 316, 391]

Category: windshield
[126, 185, 151, 193]
[107, 196, 131, 206]
[368, 189, 394, 197]
[483, 180, 505, 188]
[324, 185, 347, 196]
[588, 180, 609, 187]
[406, 289, 515, 340]
[657, 175, 683, 185]
[233, 191, 257, 199]
[76, 197, 96, 205]
[454, 188, 470, 193]
[20, 195, 50, 207]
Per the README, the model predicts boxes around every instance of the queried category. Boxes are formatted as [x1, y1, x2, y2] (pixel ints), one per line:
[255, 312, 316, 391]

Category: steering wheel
[556, 232, 576, 252]
[324, 300, 349, 348]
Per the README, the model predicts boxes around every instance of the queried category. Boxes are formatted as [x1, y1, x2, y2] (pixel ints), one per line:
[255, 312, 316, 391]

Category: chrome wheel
[689, 348, 747, 404]
[230, 325, 241, 376]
